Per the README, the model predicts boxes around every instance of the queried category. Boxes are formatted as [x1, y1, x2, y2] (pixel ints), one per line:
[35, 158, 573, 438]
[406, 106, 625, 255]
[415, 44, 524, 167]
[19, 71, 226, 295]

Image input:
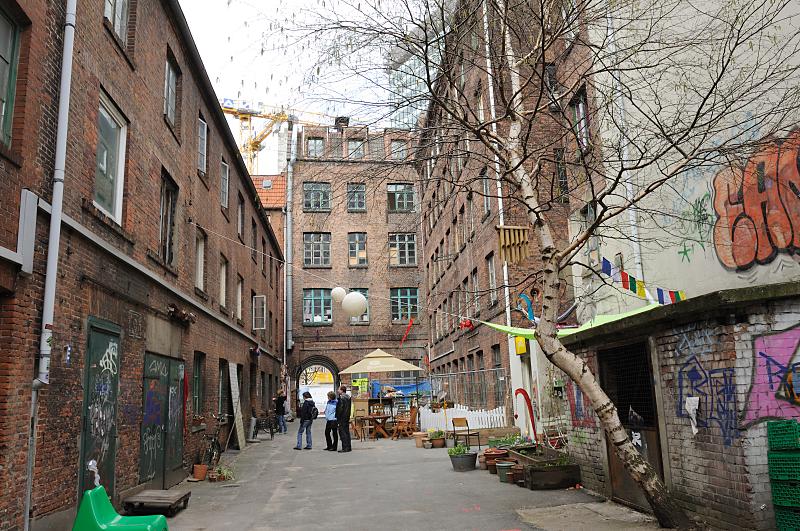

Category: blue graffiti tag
[677, 356, 739, 446]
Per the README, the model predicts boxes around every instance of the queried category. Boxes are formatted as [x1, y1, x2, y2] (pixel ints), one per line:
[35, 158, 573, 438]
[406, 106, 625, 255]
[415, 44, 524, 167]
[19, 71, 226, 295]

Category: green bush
[448, 443, 469, 456]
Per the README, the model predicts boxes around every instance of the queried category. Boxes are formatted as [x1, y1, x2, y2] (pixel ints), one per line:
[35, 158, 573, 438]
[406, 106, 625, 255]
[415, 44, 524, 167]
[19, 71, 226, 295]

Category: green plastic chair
[72, 486, 168, 531]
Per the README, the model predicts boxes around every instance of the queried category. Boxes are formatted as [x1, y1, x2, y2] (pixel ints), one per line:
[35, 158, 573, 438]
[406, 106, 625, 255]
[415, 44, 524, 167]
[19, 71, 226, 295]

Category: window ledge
[0, 142, 22, 168]
[236, 318, 245, 328]
[392, 320, 415, 325]
[219, 305, 229, 316]
[347, 209, 367, 213]
[388, 210, 415, 215]
[303, 265, 332, 269]
[164, 115, 180, 144]
[194, 287, 209, 301]
[190, 424, 207, 433]
[349, 321, 371, 326]
[303, 322, 333, 327]
[481, 211, 492, 222]
[389, 264, 418, 268]
[146, 249, 178, 277]
[348, 264, 368, 269]
[197, 169, 210, 190]
[220, 206, 230, 222]
[103, 19, 136, 71]
[303, 209, 332, 214]
[237, 234, 244, 244]
[81, 199, 135, 245]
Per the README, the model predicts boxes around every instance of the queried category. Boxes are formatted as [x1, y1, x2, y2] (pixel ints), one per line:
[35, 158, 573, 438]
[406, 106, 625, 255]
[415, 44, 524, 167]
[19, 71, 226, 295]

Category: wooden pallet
[122, 489, 191, 517]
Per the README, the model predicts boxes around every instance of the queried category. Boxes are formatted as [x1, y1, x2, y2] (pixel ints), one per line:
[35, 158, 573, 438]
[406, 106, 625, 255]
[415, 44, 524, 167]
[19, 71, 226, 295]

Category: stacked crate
[768, 420, 800, 530]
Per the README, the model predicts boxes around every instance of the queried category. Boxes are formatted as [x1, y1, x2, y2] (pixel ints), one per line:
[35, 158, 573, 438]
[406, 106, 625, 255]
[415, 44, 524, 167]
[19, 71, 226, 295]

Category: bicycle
[202, 413, 229, 467]
[252, 410, 279, 440]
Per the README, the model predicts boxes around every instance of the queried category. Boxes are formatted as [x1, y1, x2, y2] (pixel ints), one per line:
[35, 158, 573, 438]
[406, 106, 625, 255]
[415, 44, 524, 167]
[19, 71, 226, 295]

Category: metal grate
[598, 343, 656, 429]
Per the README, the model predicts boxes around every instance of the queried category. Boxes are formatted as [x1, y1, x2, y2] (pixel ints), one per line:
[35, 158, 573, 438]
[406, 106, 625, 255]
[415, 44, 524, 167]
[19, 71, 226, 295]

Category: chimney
[334, 116, 350, 131]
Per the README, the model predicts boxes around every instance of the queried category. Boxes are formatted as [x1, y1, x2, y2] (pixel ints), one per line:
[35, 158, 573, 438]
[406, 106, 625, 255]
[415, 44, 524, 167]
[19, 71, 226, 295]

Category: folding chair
[451, 417, 481, 450]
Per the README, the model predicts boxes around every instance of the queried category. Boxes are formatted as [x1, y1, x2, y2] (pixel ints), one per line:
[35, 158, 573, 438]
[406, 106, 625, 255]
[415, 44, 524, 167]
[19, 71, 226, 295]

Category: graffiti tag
[98, 341, 118, 375]
[148, 358, 168, 378]
[676, 356, 739, 446]
[742, 325, 800, 426]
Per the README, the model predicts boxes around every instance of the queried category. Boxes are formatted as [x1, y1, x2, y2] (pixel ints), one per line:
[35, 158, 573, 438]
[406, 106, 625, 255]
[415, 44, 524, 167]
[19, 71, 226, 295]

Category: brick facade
[0, 0, 283, 528]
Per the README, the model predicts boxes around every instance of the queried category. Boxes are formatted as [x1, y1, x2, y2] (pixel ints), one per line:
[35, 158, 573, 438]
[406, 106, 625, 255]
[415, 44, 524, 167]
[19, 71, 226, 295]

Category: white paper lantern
[341, 291, 368, 318]
[331, 286, 347, 303]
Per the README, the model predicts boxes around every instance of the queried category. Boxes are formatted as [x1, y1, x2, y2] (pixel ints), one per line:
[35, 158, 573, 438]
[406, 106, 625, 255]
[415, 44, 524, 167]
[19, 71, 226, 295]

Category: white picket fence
[419, 403, 508, 431]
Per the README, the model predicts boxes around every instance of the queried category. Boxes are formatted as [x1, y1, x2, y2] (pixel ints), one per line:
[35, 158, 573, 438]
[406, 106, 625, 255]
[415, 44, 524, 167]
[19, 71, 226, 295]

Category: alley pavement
[167, 421, 649, 530]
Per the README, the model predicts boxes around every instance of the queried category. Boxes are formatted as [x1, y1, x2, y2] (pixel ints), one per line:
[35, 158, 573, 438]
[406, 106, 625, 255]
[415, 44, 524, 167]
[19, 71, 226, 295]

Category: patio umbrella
[339, 349, 423, 374]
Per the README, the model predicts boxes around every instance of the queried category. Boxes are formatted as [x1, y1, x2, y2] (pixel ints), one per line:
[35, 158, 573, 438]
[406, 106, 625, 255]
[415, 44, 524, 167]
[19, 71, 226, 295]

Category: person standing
[294, 391, 316, 450]
[273, 390, 287, 434]
[324, 391, 338, 451]
[336, 385, 352, 453]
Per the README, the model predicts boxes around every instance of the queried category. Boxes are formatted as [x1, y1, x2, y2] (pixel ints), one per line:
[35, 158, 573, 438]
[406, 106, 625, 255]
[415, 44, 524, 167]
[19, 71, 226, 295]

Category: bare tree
[268, 0, 800, 526]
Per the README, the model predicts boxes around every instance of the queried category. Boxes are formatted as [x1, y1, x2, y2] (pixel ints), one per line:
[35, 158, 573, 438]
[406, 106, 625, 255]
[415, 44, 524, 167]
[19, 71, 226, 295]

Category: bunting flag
[399, 317, 414, 346]
[597, 255, 686, 305]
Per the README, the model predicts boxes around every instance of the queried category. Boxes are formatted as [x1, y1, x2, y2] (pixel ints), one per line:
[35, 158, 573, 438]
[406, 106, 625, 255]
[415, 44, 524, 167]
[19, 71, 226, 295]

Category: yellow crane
[221, 104, 288, 173]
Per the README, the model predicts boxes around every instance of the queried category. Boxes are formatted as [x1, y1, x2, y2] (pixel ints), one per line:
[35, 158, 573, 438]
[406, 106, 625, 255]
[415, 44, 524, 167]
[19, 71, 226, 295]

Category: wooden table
[366, 415, 391, 439]
[123, 489, 191, 517]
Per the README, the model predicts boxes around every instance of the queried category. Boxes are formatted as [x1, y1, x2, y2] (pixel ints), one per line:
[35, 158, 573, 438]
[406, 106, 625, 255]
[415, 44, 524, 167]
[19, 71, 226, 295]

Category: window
[261, 237, 267, 274]
[104, 0, 129, 43]
[487, 253, 498, 305]
[347, 139, 364, 159]
[480, 167, 491, 214]
[197, 116, 207, 173]
[303, 182, 331, 211]
[390, 140, 407, 160]
[192, 352, 205, 414]
[387, 183, 415, 212]
[159, 174, 178, 264]
[347, 183, 366, 211]
[164, 56, 179, 126]
[94, 95, 127, 222]
[389, 233, 416, 266]
[307, 137, 324, 157]
[349, 288, 369, 323]
[390, 288, 418, 321]
[220, 160, 229, 207]
[268, 310, 273, 343]
[555, 148, 569, 200]
[219, 255, 228, 307]
[237, 194, 245, 238]
[260, 371, 267, 409]
[253, 293, 266, 330]
[236, 275, 243, 320]
[0, 8, 19, 146]
[348, 233, 367, 266]
[471, 269, 480, 314]
[195, 230, 206, 290]
[562, 0, 579, 44]
[251, 219, 257, 261]
[218, 359, 229, 416]
[570, 88, 589, 153]
[303, 288, 332, 324]
[545, 63, 560, 110]
[492, 344, 503, 405]
[303, 232, 331, 267]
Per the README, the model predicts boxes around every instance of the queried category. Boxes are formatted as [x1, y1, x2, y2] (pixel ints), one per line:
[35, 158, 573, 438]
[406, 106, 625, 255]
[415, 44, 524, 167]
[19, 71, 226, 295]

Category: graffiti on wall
[713, 129, 800, 270]
[566, 380, 596, 427]
[742, 324, 800, 426]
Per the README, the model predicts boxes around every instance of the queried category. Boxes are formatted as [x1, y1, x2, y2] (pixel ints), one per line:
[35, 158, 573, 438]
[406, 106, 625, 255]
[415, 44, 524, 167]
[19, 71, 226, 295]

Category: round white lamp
[331, 286, 347, 303]
[341, 291, 368, 318]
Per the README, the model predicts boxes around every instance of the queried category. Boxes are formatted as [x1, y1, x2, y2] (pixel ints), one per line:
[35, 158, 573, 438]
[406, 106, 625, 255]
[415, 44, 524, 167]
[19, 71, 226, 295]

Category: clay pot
[430, 437, 445, 449]
[413, 432, 427, 448]
[193, 464, 208, 481]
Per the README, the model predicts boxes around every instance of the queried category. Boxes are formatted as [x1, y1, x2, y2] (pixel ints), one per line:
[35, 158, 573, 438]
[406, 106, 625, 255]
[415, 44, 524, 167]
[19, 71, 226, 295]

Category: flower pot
[430, 437, 445, 449]
[449, 452, 477, 472]
[487, 461, 498, 474]
[207, 471, 219, 482]
[423, 441, 433, 449]
[496, 461, 514, 483]
[413, 432, 427, 448]
[192, 464, 208, 481]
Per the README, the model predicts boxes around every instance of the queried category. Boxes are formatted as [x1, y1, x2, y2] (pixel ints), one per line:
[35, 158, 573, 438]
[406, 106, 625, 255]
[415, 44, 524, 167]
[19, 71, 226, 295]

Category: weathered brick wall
[564, 297, 800, 530]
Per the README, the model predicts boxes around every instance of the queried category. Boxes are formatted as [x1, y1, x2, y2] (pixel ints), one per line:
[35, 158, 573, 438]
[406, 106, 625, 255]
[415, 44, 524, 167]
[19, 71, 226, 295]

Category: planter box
[508, 448, 561, 467]
[524, 463, 581, 490]
[449, 453, 477, 472]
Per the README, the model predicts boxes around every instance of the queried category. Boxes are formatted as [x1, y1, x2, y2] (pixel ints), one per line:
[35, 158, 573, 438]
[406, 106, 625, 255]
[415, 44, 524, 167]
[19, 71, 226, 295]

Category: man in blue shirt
[324, 391, 338, 451]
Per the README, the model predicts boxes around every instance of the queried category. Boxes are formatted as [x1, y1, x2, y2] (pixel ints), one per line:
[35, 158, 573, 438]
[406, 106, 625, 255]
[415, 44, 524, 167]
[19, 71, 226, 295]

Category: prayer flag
[637, 280, 646, 298]
[611, 265, 621, 283]
[621, 271, 630, 290]
[629, 276, 638, 294]
[678, 290, 686, 301]
[601, 257, 612, 276]
[657, 288, 666, 304]
[669, 291, 677, 303]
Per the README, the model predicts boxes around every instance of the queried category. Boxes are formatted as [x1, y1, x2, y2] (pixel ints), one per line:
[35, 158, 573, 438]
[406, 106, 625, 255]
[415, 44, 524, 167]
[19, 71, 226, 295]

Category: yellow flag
[637, 280, 646, 298]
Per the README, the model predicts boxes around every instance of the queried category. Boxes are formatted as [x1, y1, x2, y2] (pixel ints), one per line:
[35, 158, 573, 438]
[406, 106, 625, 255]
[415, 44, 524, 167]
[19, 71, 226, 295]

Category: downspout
[25, 0, 78, 528]
[284, 119, 298, 393]
[481, 0, 519, 429]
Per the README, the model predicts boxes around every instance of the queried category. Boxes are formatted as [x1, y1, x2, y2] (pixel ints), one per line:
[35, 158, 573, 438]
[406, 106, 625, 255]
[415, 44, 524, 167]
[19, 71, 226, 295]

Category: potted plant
[211, 464, 235, 482]
[192, 463, 208, 480]
[427, 429, 445, 448]
[524, 452, 581, 490]
[448, 443, 477, 472]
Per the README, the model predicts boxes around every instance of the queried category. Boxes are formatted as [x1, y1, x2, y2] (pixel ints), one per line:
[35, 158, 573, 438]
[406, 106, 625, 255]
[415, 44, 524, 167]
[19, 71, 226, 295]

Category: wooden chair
[352, 406, 371, 442]
[391, 406, 418, 440]
[450, 417, 481, 450]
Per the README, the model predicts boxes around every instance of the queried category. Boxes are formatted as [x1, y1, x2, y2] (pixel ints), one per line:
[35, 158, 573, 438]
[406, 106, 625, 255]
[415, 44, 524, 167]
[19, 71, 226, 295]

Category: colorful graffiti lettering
[712, 129, 800, 270]
[676, 356, 739, 446]
[565, 380, 596, 427]
[742, 325, 800, 426]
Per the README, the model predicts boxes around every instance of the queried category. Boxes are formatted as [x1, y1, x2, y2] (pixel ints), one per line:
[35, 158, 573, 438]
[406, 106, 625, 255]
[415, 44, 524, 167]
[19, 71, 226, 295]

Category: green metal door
[140, 353, 184, 489]
[80, 319, 121, 497]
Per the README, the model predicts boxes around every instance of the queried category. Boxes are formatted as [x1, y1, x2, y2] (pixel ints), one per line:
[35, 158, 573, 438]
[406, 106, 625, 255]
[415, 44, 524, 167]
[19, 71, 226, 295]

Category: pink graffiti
[514, 388, 538, 441]
[743, 325, 800, 426]
[566, 380, 596, 427]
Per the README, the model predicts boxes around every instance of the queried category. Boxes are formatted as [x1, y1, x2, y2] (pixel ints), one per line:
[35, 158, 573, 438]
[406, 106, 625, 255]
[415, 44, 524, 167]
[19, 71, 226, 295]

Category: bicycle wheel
[209, 442, 221, 467]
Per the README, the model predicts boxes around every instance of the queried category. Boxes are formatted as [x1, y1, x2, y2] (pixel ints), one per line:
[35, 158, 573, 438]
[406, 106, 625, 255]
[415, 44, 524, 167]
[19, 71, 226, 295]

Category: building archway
[292, 355, 340, 414]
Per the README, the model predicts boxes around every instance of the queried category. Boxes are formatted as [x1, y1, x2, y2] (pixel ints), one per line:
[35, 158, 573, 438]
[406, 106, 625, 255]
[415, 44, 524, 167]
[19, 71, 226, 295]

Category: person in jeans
[324, 391, 338, 451]
[294, 391, 315, 450]
[273, 390, 287, 434]
[335, 385, 352, 453]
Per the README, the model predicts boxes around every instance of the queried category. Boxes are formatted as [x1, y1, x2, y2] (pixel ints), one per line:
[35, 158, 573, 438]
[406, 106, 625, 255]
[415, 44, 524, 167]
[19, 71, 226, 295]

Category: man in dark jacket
[294, 391, 315, 450]
[336, 385, 352, 453]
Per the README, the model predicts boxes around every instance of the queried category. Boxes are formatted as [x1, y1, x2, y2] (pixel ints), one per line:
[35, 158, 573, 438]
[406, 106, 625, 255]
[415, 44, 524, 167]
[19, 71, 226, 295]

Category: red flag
[621, 271, 630, 290]
[400, 317, 414, 345]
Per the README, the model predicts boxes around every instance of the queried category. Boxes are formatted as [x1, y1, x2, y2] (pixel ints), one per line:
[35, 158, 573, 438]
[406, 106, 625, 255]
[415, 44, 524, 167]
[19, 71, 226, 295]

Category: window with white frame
[195, 230, 206, 290]
[163, 56, 179, 126]
[387, 183, 415, 212]
[390, 288, 418, 321]
[237, 194, 245, 237]
[347, 139, 364, 159]
[303, 288, 332, 324]
[570, 88, 590, 153]
[159, 174, 178, 265]
[303, 232, 331, 267]
[104, 0, 129, 43]
[220, 160, 229, 207]
[349, 288, 369, 323]
[487, 253, 498, 305]
[252, 294, 266, 330]
[303, 182, 331, 211]
[480, 167, 491, 214]
[307, 137, 324, 157]
[197, 115, 207, 173]
[0, 8, 20, 146]
[390, 140, 407, 160]
[94, 94, 127, 222]
[236, 275, 243, 320]
[348, 233, 367, 266]
[389, 233, 416, 266]
[471, 269, 481, 314]
[219, 255, 228, 307]
[347, 183, 366, 211]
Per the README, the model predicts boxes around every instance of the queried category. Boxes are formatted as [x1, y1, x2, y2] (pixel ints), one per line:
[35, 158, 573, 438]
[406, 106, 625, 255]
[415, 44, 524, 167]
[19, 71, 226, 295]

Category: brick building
[285, 121, 427, 401]
[0, 1, 282, 528]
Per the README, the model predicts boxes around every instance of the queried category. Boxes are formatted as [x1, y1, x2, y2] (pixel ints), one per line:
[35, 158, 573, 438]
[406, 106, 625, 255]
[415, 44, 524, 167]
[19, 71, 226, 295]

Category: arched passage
[292, 355, 340, 414]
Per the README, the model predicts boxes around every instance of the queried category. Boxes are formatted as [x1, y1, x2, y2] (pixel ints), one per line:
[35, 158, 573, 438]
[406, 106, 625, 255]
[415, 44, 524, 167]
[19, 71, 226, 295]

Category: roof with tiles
[253, 174, 286, 209]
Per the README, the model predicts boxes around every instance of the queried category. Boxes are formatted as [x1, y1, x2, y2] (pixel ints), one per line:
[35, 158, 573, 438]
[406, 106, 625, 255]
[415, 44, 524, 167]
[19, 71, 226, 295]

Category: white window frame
[195, 231, 206, 291]
[389, 233, 417, 266]
[487, 253, 498, 305]
[347, 139, 364, 159]
[220, 160, 230, 207]
[93, 94, 127, 224]
[104, 0, 129, 42]
[236, 276, 243, 320]
[198, 116, 207, 173]
[303, 232, 332, 267]
[390, 140, 407, 160]
[237, 194, 245, 237]
[307, 137, 324, 157]
[348, 233, 368, 266]
[164, 58, 178, 125]
[252, 295, 266, 330]
[219, 256, 228, 307]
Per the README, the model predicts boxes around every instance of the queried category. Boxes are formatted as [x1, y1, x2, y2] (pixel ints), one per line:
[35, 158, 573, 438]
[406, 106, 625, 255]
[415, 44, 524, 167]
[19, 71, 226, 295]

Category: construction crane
[220, 104, 288, 173]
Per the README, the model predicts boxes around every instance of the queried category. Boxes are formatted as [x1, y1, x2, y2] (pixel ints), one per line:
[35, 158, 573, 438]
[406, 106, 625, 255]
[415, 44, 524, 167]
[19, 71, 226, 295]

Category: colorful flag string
[600, 257, 685, 304]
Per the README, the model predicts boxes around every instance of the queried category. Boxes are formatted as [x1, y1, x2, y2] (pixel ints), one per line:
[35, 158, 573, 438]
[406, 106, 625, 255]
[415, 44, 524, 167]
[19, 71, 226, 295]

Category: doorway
[598, 342, 664, 511]
[298, 364, 335, 410]
[140, 352, 185, 490]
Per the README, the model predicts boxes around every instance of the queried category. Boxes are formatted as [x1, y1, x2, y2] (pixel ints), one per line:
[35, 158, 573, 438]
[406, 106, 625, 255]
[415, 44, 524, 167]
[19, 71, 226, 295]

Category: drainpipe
[481, 0, 522, 430]
[25, 0, 78, 528]
[284, 119, 298, 393]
